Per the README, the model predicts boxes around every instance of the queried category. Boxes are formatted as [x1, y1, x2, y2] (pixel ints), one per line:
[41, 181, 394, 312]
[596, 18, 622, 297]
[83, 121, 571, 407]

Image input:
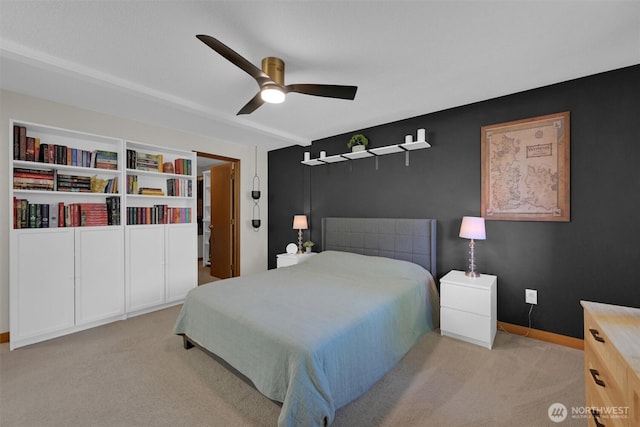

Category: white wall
[0, 89, 269, 334]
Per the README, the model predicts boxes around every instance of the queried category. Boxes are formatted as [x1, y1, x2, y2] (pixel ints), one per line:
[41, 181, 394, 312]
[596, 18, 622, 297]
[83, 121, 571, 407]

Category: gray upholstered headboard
[321, 217, 437, 276]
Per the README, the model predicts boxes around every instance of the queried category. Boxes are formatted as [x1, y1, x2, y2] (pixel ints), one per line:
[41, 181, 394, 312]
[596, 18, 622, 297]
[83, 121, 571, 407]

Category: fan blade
[237, 92, 265, 115]
[196, 35, 271, 86]
[285, 84, 358, 100]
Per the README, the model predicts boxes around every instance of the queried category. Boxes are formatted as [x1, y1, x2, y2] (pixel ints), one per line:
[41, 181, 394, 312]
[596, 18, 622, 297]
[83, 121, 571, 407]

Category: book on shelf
[13, 198, 121, 228]
[169, 207, 192, 224]
[126, 149, 137, 169]
[90, 175, 119, 193]
[138, 187, 165, 196]
[41, 204, 49, 228]
[25, 137, 36, 162]
[56, 174, 92, 192]
[125, 148, 192, 175]
[12, 125, 118, 169]
[13, 168, 55, 191]
[14, 171, 118, 194]
[135, 152, 161, 171]
[127, 175, 139, 194]
[93, 150, 118, 170]
[20, 199, 28, 228]
[126, 205, 191, 225]
[106, 196, 121, 226]
[166, 178, 193, 197]
[104, 176, 118, 193]
[173, 158, 192, 176]
[49, 203, 59, 228]
[78, 203, 109, 227]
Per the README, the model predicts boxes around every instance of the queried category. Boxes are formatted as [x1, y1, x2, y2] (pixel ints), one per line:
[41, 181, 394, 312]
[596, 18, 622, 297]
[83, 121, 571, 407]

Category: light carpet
[0, 305, 585, 426]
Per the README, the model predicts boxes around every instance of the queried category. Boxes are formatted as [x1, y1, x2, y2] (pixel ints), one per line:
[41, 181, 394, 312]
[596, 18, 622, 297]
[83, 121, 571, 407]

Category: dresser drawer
[585, 351, 627, 415]
[441, 282, 491, 316]
[582, 301, 640, 427]
[584, 311, 628, 393]
[584, 381, 627, 427]
[629, 372, 640, 427]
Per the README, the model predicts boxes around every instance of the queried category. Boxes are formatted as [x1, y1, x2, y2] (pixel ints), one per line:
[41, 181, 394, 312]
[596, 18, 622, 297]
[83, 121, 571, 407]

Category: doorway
[196, 151, 240, 284]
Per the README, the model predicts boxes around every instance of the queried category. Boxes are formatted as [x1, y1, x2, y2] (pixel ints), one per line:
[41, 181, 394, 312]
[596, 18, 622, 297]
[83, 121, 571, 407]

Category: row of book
[13, 197, 121, 228]
[13, 125, 118, 169]
[166, 178, 193, 197]
[126, 205, 192, 225]
[13, 168, 118, 193]
[126, 176, 192, 197]
[126, 149, 192, 175]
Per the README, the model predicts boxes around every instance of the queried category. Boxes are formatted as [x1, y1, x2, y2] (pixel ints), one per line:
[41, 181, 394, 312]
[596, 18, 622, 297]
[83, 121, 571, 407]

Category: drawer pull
[590, 409, 605, 427]
[589, 328, 605, 343]
[589, 368, 606, 387]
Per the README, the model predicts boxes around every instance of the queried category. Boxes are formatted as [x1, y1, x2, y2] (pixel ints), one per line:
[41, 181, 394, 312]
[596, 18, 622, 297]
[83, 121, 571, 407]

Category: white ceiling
[1, 1, 639, 150]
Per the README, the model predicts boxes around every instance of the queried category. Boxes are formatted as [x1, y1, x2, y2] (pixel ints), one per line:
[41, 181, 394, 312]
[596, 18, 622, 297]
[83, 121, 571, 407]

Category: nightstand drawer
[276, 253, 316, 268]
[441, 282, 491, 316]
[441, 307, 493, 344]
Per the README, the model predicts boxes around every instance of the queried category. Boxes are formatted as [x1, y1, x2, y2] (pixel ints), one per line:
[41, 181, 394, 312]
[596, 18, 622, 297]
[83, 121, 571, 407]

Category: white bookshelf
[124, 140, 197, 316]
[9, 120, 125, 350]
[7, 121, 198, 349]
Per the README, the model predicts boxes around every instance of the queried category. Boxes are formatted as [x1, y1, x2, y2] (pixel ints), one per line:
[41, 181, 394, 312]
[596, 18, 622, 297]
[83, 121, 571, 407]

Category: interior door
[209, 162, 235, 279]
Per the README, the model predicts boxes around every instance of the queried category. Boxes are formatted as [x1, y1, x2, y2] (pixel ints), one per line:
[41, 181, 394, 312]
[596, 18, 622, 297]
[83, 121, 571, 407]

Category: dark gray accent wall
[268, 64, 640, 339]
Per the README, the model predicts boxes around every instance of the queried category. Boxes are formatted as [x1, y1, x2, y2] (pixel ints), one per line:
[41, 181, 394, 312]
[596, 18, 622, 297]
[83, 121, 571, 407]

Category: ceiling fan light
[261, 87, 285, 104]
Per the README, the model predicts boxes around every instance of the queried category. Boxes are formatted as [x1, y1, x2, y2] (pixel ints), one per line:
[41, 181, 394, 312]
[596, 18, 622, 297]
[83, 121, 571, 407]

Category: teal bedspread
[174, 250, 439, 427]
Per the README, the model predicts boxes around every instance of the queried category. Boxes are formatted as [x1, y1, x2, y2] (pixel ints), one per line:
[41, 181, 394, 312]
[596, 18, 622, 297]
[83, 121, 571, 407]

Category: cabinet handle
[590, 409, 605, 427]
[589, 368, 606, 387]
[589, 328, 605, 343]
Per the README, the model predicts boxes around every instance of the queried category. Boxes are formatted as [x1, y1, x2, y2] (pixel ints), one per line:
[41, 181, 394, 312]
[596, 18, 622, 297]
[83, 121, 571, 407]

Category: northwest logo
[548, 403, 568, 422]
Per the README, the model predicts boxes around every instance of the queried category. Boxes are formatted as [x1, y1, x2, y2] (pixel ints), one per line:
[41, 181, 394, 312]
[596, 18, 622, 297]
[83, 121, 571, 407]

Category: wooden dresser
[581, 301, 640, 427]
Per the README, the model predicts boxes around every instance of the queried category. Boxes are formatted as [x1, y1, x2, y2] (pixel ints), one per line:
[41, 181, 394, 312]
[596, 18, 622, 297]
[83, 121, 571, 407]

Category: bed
[174, 218, 439, 427]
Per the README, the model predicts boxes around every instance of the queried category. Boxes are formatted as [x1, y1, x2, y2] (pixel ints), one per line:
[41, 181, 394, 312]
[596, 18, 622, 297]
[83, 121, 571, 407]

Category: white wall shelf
[301, 140, 430, 166]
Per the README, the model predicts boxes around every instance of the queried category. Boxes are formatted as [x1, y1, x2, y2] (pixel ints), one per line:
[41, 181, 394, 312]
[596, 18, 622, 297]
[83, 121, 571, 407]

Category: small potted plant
[347, 134, 369, 152]
[303, 241, 315, 253]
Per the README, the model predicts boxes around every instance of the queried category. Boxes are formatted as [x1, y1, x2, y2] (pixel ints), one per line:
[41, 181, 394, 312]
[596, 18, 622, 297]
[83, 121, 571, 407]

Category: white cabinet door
[126, 225, 165, 313]
[75, 227, 125, 325]
[11, 229, 75, 346]
[166, 224, 197, 302]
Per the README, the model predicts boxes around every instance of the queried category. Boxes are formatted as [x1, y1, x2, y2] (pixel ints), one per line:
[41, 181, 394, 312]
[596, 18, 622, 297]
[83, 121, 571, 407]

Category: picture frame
[481, 111, 570, 222]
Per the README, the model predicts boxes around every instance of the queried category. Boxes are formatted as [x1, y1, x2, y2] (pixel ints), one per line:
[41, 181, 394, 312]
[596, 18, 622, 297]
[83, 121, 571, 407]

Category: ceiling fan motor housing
[261, 57, 285, 85]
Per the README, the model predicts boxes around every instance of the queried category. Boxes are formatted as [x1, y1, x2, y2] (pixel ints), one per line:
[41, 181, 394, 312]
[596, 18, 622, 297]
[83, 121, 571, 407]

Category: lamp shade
[459, 216, 486, 240]
[292, 215, 308, 230]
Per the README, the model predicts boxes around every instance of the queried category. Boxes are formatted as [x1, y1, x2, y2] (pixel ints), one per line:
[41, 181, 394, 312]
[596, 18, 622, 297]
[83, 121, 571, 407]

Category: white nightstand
[440, 270, 497, 349]
[276, 252, 316, 268]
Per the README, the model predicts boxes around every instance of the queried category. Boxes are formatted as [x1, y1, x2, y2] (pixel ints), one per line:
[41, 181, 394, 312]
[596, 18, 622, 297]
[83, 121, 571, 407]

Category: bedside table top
[441, 270, 497, 288]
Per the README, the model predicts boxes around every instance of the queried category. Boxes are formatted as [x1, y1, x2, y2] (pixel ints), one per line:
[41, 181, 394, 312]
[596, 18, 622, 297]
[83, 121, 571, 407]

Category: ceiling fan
[196, 35, 358, 115]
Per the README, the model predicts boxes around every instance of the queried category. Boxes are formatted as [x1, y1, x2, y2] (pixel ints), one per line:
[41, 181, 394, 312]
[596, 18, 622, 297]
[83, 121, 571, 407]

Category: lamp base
[465, 238, 481, 278]
[297, 229, 303, 254]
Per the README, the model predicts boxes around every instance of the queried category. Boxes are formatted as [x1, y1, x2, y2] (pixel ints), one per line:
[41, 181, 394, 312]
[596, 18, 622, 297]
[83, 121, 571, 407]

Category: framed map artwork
[481, 111, 570, 222]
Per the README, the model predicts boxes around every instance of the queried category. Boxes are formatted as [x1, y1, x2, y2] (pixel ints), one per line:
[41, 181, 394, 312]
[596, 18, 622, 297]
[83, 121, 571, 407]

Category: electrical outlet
[525, 289, 538, 305]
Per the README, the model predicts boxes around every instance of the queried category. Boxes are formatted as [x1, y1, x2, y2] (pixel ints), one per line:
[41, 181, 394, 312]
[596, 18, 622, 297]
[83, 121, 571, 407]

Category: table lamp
[293, 215, 308, 254]
[459, 216, 486, 277]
